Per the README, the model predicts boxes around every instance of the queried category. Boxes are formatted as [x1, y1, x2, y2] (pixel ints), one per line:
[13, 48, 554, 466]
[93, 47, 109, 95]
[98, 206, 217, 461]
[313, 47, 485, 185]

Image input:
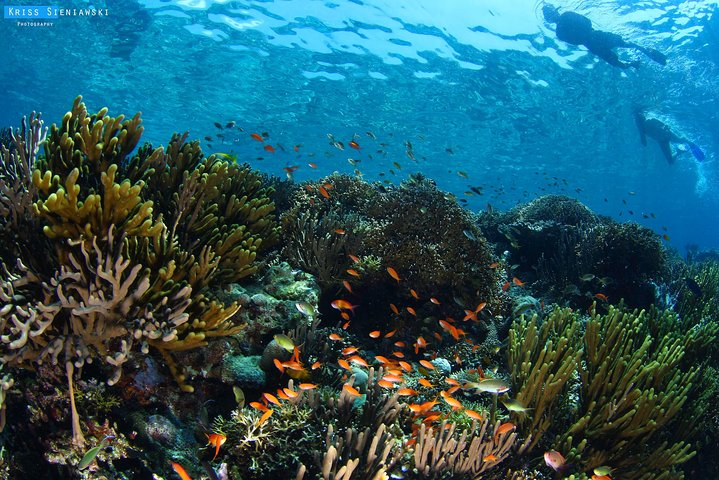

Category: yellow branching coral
[0, 96, 279, 442]
[508, 307, 581, 454]
[509, 306, 700, 479]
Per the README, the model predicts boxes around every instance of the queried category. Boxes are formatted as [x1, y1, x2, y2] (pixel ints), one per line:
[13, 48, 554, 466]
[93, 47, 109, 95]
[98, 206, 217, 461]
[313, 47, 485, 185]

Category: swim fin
[644, 48, 667, 65]
[686, 142, 705, 162]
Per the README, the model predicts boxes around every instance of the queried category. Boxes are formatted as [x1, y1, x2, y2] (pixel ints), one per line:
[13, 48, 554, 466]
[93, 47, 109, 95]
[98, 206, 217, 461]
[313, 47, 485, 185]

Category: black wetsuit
[635, 114, 684, 164]
[555, 12, 635, 68]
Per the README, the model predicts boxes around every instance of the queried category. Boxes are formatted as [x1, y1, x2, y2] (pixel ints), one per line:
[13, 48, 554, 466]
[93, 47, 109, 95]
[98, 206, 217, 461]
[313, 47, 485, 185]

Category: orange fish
[263, 144, 276, 153]
[342, 280, 353, 294]
[430, 297, 441, 305]
[331, 299, 358, 313]
[346, 269, 361, 278]
[348, 254, 360, 263]
[502, 281, 510, 291]
[464, 409, 483, 421]
[338, 358, 352, 371]
[494, 422, 516, 441]
[392, 351, 405, 358]
[298, 383, 317, 390]
[249, 401, 268, 412]
[311, 361, 322, 370]
[205, 433, 227, 461]
[483, 454, 497, 463]
[282, 387, 299, 398]
[444, 378, 460, 386]
[273, 358, 285, 374]
[384, 329, 396, 338]
[308, 162, 318, 168]
[172, 462, 193, 480]
[342, 384, 361, 397]
[591, 476, 611, 480]
[349, 140, 361, 150]
[512, 277, 525, 287]
[397, 388, 418, 396]
[410, 288, 420, 299]
[419, 360, 435, 370]
[263, 393, 281, 406]
[250, 133, 264, 142]
[441, 393, 462, 410]
[418, 378, 433, 388]
[374, 355, 391, 364]
[328, 333, 342, 341]
[390, 303, 400, 314]
[387, 267, 401, 282]
[369, 330, 381, 338]
[399, 361, 412, 372]
[348, 355, 369, 367]
[595, 293, 609, 302]
[340, 312, 351, 321]
[489, 262, 499, 269]
[257, 409, 273, 426]
[377, 379, 395, 389]
[406, 306, 417, 316]
[318, 186, 331, 199]
[335, 228, 346, 235]
[342, 346, 359, 355]
[381, 374, 403, 383]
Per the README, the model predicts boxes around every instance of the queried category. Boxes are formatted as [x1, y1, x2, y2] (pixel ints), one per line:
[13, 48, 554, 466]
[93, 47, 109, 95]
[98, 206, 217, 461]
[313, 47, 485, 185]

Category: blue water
[2, 0, 718, 252]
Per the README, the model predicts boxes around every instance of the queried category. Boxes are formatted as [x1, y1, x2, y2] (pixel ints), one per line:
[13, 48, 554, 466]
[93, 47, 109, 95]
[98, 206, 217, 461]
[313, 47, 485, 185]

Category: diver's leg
[659, 141, 675, 164]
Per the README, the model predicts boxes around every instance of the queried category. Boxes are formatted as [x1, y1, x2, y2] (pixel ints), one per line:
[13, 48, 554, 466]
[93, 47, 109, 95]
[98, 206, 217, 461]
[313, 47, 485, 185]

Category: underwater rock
[430, 358, 452, 376]
[222, 354, 268, 390]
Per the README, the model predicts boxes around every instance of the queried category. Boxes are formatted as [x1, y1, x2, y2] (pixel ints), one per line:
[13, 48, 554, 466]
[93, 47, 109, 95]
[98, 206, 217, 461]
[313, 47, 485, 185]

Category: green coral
[0, 97, 278, 445]
[509, 306, 702, 479]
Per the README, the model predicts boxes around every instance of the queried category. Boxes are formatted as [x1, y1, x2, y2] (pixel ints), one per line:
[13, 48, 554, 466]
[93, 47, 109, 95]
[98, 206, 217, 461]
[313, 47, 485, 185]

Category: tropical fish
[257, 409, 273, 426]
[483, 454, 497, 462]
[233, 386, 245, 408]
[171, 462, 193, 480]
[331, 299, 359, 313]
[79, 435, 115, 470]
[342, 384, 362, 397]
[225, 121, 236, 129]
[250, 133, 264, 142]
[369, 330, 381, 338]
[543, 450, 567, 472]
[349, 140, 361, 150]
[214, 122, 223, 129]
[466, 378, 510, 394]
[464, 409, 483, 421]
[501, 398, 532, 412]
[387, 267, 401, 282]
[463, 229, 477, 241]
[295, 302, 316, 317]
[594, 293, 609, 302]
[593, 466, 613, 476]
[493, 422, 515, 441]
[205, 433, 227, 461]
[273, 334, 295, 352]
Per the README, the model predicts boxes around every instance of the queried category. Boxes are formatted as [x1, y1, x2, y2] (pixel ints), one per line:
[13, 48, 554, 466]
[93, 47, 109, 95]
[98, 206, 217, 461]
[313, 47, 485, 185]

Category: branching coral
[413, 419, 517, 479]
[509, 306, 700, 479]
[508, 308, 582, 454]
[0, 97, 278, 444]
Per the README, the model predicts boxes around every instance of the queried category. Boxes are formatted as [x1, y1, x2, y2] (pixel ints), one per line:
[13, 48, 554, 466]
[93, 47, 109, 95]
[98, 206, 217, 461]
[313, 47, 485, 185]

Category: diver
[634, 112, 704, 164]
[542, 4, 667, 69]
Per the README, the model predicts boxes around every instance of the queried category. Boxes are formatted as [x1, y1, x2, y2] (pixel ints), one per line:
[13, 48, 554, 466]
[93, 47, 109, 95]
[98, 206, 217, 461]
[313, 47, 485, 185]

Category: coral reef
[0, 98, 278, 448]
[280, 173, 502, 337]
[477, 194, 666, 308]
[508, 305, 706, 479]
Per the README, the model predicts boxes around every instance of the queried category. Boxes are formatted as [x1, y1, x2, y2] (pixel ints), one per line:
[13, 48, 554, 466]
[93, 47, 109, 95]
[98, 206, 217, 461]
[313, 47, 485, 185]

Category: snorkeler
[634, 112, 704, 164]
[542, 4, 667, 69]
